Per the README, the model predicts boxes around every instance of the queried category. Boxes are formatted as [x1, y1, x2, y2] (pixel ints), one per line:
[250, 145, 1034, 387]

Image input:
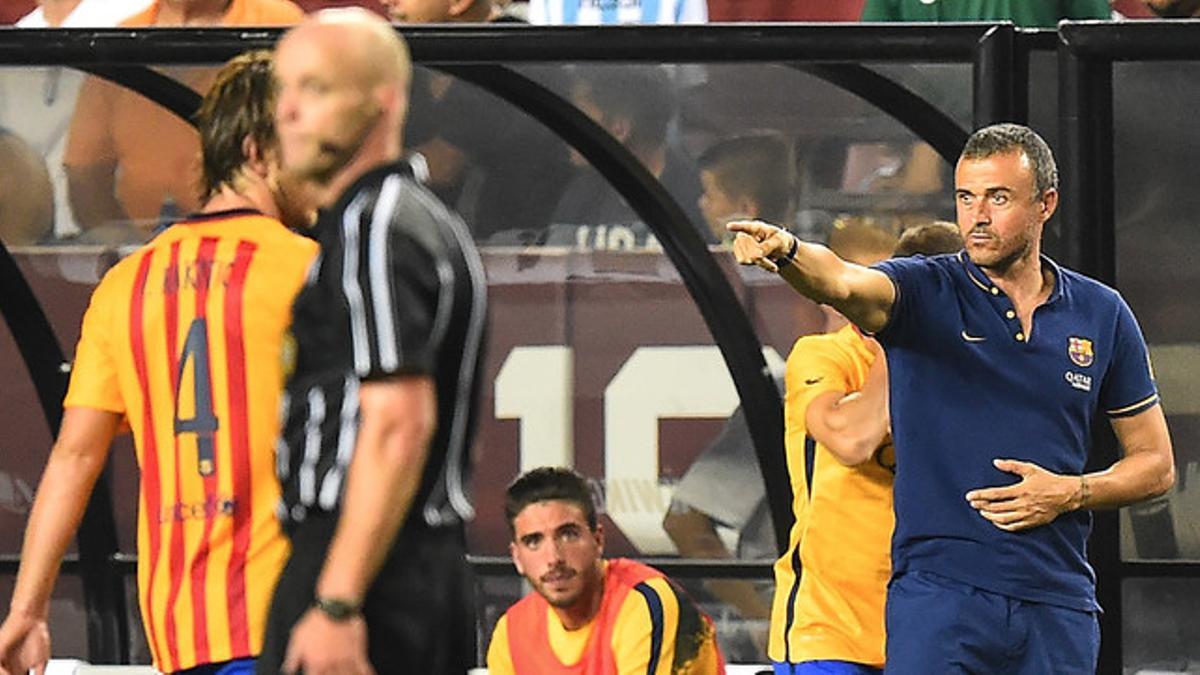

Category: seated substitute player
[0, 51, 318, 675]
[488, 466, 726, 675]
[770, 221, 963, 675]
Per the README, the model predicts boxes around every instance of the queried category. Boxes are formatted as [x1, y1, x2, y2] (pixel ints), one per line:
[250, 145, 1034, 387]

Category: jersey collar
[957, 250, 1064, 304]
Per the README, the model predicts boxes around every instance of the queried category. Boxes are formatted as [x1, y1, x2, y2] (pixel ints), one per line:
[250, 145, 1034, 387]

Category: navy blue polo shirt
[873, 251, 1159, 611]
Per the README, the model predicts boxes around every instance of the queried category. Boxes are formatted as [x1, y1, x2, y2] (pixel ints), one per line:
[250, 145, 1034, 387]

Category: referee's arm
[314, 374, 435, 603]
[282, 375, 435, 674]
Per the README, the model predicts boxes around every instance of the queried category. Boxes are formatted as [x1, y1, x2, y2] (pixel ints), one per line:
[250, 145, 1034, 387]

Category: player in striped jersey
[0, 51, 318, 675]
[487, 467, 725, 675]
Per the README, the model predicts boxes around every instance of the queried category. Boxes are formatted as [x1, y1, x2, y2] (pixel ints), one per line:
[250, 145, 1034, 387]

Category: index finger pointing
[726, 220, 771, 237]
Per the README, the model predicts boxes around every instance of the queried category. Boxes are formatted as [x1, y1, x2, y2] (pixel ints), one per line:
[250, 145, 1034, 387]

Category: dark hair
[893, 221, 963, 258]
[573, 66, 673, 151]
[697, 132, 795, 223]
[960, 123, 1058, 197]
[505, 466, 599, 536]
[194, 50, 277, 201]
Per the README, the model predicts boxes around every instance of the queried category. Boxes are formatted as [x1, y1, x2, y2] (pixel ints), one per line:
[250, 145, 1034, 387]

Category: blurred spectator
[0, 0, 152, 239]
[1141, 0, 1200, 16]
[391, 0, 575, 243]
[62, 0, 304, 243]
[529, 0, 704, 24]
[13, 0, 149, 26]
[861, 0, 1110, 27]
[696, 132, 795, 244]
[292, 0, 386, 13]
[383, 0, 504, 21]
[1112, 0, 1159, 16]
[0, 1, 36, 24]
[0, 129, 54, 246]
[547, 66, 707, 250]
[708, 0, 863, 21]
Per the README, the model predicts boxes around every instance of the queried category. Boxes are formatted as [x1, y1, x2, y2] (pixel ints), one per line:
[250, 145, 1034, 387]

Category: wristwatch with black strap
[313, 595, 362, 622]
[773, 227, 799, 269]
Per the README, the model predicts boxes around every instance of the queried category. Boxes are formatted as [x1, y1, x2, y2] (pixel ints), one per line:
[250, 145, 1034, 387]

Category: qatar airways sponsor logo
[1065, 371, 1092, 392]
[159, 495, 238, 523]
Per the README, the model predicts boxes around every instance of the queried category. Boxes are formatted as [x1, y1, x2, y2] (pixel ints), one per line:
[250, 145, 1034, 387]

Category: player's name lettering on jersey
[1065, 371, 1092, 392]
[163, 259, 237, 295]
[159, 495, 238, 523]
[583, 0, 642, 9]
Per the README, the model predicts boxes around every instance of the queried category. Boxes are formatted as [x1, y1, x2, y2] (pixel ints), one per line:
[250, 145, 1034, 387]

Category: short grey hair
[960, 123, 1059, 197]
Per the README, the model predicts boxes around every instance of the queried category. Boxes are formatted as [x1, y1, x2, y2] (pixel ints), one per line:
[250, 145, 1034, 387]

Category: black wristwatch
[313, 596, 362, 622]
[773, 229, 799, 269]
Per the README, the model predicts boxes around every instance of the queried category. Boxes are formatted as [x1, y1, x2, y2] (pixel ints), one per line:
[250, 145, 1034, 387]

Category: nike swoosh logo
[961, 330, 987, 343]
[804, 377, 823, 385]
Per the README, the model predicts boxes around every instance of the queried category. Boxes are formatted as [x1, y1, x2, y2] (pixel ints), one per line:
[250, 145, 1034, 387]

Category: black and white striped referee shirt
[277, 158, 487, 530]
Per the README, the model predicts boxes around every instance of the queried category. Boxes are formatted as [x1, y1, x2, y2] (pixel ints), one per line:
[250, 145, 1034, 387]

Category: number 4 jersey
[64, 209, 319, 673]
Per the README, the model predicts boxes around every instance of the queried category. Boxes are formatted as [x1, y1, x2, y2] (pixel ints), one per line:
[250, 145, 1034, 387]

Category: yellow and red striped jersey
[768, 324, 895, 667]
[64, 210, 318, 673]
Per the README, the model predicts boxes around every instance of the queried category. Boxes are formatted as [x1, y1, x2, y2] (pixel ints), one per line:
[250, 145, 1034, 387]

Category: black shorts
[257, 512, 476, 675]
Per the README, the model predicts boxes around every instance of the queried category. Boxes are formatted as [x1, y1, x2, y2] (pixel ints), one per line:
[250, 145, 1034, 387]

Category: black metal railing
[1, 21, 1197, 673]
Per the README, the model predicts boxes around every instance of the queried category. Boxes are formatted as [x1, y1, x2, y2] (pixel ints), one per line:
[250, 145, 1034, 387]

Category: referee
[259, 10, 487, 675]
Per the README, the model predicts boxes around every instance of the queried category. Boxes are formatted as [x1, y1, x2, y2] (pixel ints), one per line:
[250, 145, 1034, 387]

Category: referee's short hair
[505, 467, 600, 535]
[194, 50, 277, 201]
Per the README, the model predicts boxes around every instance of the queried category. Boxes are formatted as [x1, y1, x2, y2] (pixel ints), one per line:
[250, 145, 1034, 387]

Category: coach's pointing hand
[728, 220, 795, 274]
[966, 459, 1081, 532]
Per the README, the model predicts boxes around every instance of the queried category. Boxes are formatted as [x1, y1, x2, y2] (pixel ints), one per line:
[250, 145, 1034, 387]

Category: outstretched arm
[0, 407, 120, 675]
[805, 342, 890, 466]
[966, 404, 1174, 532]
[728, 220, 896, 333]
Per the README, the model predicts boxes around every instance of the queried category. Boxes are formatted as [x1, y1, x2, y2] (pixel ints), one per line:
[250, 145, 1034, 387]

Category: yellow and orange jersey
[768, 324, 895, 668]
[488, 559, 724, 675]
[64, 210, 318, 673]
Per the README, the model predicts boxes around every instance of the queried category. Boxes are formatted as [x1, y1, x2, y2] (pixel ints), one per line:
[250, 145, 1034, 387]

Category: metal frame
[10, 23, 1189, 672]
[1056, 20, 1200, 672]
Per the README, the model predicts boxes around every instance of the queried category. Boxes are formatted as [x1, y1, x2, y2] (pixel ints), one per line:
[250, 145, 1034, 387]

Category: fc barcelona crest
[1068, 337, 1094, 368]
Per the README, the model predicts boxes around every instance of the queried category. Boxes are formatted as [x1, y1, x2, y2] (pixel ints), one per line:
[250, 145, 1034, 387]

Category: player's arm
[804, 343, 890, 466]
[966, 404, 1174, 532]
[282, 375, 435, 675]
[0, 407, 120, 675]
[728, 221, 896, 333]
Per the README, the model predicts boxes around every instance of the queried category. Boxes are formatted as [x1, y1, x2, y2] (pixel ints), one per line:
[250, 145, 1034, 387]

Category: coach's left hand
[965, 459, 1079, 532]
[282, 608, 374, 675]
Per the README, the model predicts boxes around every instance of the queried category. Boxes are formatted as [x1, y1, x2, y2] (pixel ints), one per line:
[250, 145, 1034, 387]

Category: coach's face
[510, 500, 605, 613]
[954, 149, 1057, 274]
[274, 26, 385, 185]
